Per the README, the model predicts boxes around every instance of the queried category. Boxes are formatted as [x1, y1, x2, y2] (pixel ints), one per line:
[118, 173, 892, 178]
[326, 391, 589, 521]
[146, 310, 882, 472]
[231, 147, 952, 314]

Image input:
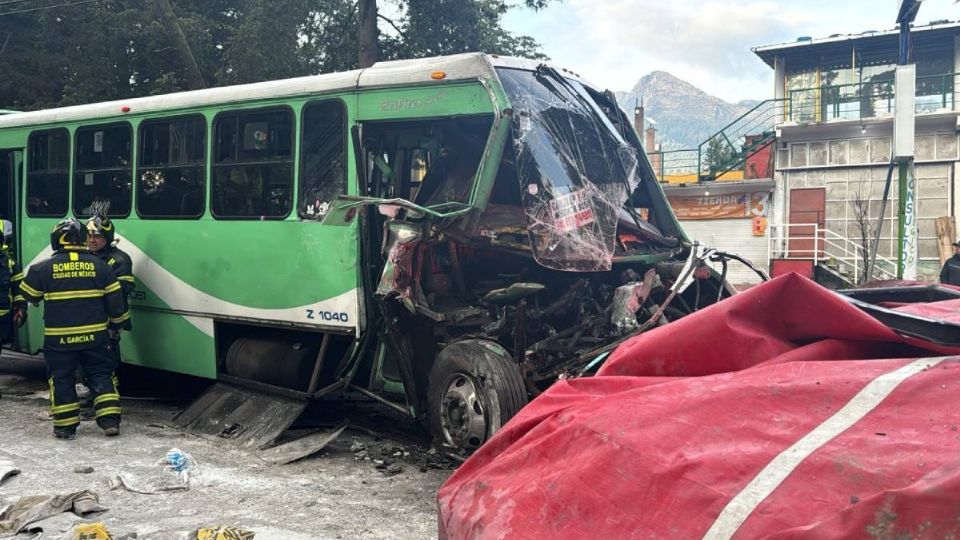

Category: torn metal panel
[173, 383, 307, 450]
[376, 221, 428, 312]
[258, 421, 350, 465]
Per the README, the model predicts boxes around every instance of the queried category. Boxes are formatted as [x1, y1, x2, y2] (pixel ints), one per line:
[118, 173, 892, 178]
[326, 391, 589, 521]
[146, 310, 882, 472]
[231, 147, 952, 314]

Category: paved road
[0, 353, 450, 539]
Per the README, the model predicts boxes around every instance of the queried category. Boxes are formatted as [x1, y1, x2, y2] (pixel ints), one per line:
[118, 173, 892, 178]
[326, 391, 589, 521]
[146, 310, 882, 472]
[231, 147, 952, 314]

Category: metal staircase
[656, 98, 787, 181]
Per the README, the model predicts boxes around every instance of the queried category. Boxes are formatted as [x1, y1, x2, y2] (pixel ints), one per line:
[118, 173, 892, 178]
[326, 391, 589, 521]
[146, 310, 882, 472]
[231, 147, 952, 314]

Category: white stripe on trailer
[702, 356, 952, 540]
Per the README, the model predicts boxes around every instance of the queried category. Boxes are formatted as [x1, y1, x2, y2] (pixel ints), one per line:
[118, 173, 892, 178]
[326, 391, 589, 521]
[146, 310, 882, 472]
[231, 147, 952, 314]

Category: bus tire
[427, 339, 528, 453]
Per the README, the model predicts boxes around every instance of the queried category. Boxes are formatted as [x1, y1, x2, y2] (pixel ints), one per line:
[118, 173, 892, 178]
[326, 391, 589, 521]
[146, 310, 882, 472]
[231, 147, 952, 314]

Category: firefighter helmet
[50, 218, 87, 251]
[85, 214, 115, 245]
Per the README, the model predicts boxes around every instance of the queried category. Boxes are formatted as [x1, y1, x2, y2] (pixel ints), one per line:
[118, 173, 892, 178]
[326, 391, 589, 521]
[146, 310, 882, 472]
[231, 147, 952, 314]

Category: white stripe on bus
[702, 356, 952, 540]
[26, 235, 360, 338]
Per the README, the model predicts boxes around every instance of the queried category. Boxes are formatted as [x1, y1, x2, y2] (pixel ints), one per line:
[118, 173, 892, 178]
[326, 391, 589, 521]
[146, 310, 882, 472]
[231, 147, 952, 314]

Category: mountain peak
[618, 71, 754, 150]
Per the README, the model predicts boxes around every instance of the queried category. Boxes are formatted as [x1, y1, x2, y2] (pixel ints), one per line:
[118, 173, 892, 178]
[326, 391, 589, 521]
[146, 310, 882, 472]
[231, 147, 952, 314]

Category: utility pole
[154, 0, 206, 90]
[894, 0, 922, 279]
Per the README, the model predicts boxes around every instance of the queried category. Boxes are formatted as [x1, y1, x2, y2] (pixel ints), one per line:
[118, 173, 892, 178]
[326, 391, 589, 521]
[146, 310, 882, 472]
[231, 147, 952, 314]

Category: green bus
[0, 53, 742, 453]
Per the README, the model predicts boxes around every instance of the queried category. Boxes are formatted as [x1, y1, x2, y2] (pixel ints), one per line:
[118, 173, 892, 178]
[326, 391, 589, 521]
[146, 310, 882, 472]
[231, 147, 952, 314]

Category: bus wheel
[427, 339, 528, 453]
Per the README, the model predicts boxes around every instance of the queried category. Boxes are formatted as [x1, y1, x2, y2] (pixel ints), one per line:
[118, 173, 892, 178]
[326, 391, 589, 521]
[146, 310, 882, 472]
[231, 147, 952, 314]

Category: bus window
[0, 152, 14, 221]
[138, 116, 206, 218]
[212, 108, 293, 219]
[27, 129, 70, 217]
[299, 100, 345, 220]
[74, 123, 132, 217]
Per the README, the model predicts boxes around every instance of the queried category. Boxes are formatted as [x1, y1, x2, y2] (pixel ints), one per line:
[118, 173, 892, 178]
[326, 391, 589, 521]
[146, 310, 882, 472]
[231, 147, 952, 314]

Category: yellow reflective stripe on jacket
[0, 309, 10, 317]
[44, 289, 104, 301]
[95, 407, 122, 417]
[104, 282, 121, 294]
[50, 402, 80, 414]
[10, 272, 23, 282]
[93, 393, 120, 405]
[117, 275, 135, 283]
[109, 312, 130, 324]
[19, 282, 42, 297]
[53, 417, 80, 427]
[45, 321, 108, 336]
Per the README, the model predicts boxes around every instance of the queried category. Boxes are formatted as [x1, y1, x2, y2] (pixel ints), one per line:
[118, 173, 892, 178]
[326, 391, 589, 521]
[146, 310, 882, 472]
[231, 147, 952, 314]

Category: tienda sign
[668, 191, 769, 220]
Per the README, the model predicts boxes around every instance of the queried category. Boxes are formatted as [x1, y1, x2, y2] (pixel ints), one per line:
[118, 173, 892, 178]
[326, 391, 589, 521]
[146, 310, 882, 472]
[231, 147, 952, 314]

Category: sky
[502, 0, 959, 103]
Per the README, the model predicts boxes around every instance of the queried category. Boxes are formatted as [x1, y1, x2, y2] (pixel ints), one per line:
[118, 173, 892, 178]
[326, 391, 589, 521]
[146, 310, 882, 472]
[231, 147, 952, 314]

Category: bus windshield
[496, 66, 641, 272]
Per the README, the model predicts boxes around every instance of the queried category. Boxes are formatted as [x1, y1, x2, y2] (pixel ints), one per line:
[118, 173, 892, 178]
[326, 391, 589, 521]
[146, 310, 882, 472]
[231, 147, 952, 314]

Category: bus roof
[0, 53, 552, 130]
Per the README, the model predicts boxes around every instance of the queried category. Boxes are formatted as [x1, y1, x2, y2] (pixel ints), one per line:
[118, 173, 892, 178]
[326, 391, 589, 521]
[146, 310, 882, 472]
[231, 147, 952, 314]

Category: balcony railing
[786, 72, 956, 124]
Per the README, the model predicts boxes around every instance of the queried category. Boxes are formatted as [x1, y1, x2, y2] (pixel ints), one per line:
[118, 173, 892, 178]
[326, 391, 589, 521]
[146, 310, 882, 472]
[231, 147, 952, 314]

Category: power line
[0, 0, 39, 7]
[0, 0, 103, 16]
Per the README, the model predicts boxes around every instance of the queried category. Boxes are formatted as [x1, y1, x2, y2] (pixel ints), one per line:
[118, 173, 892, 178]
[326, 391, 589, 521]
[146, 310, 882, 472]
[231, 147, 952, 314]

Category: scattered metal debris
[258, 421, 349, 465]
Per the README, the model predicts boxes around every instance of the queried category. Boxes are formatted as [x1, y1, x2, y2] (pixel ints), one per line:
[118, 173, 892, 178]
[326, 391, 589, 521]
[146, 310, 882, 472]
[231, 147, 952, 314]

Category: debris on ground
[0, 459, 18, 487]
[161, 448, 199, 485]
[0, 490, 105, 537]
[192, 525, 255, 539]
[345, 433, 458, 477]
[258, 421, 348, 465]
[72, 465, 94, 474]
[108, 472, 190, 495]
[0, 362, 450, 539]
[57, 522, 121, 540]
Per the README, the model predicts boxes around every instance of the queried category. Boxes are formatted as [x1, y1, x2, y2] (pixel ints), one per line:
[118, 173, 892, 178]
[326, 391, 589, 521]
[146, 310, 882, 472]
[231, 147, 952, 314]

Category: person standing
[940, 241, 960, 286]
[19, 218, 129, 439]
[86, 214, 133, 329]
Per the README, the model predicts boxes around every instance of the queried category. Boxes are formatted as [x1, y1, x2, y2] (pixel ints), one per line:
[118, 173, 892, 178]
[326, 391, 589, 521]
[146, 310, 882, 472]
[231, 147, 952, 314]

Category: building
[754, 20, 960, 282]
[641, 99, 777, 286]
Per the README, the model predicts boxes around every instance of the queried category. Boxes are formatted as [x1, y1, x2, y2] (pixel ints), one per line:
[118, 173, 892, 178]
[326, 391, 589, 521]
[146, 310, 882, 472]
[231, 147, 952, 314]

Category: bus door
[0, 150, 20, 240]
[0, 149, 22, 348]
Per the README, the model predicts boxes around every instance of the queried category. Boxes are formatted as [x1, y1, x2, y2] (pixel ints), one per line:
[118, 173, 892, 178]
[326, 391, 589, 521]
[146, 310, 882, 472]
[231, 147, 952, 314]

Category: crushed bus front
[324, 56, 764, 453]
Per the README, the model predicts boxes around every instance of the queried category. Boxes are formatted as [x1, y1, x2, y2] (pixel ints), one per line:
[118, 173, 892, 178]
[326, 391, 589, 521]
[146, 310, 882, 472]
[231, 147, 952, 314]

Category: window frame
[211, 105, 296, 220]
[135, 114, 208, 220]
[26, 128, 71, 218]
[72, 121, 134, 219]
[297, 98, 348, 220]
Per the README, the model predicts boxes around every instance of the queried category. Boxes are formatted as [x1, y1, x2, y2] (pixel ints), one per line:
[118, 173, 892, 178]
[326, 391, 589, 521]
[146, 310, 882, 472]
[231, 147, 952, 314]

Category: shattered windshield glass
[496, 67, 641, 272]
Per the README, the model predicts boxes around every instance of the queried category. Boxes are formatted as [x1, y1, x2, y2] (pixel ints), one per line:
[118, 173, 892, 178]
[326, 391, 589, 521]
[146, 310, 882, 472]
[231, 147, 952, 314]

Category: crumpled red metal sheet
[437, 273, 960, 540]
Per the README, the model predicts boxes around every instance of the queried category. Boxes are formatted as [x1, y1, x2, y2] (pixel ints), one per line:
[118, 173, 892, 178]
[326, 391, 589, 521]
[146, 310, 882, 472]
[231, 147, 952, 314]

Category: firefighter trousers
[46, 344, 120, 433]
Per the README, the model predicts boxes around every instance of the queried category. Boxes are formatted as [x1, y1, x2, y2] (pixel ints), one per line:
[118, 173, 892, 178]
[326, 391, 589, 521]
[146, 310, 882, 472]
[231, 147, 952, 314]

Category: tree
[702, 137, 738, 178]
[850, 178, 875, 284]
[0, 0, 553, 111]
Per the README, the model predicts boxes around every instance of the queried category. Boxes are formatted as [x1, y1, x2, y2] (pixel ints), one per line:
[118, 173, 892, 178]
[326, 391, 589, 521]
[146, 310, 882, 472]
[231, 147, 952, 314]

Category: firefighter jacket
[94, 245, 133, 330]
[0, 248, 10, 318]
[19, 248, 129, 351]
[6, 247, 24, 308]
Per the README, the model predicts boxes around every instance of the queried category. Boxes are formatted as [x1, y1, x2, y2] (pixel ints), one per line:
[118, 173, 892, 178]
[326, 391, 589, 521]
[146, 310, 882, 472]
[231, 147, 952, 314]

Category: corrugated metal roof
[752, 20, 960, 68]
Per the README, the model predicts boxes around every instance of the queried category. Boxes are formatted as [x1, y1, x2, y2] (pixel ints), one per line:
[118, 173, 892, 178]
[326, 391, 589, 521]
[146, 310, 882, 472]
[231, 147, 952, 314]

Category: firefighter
[80, 215, 133, 419]
[19, 218, 129, 439]
[85, 214, 134, 319]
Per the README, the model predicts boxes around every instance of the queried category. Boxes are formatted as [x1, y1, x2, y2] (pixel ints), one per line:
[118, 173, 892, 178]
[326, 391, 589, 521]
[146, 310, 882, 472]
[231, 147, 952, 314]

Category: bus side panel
[121, 308, 216, 378]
